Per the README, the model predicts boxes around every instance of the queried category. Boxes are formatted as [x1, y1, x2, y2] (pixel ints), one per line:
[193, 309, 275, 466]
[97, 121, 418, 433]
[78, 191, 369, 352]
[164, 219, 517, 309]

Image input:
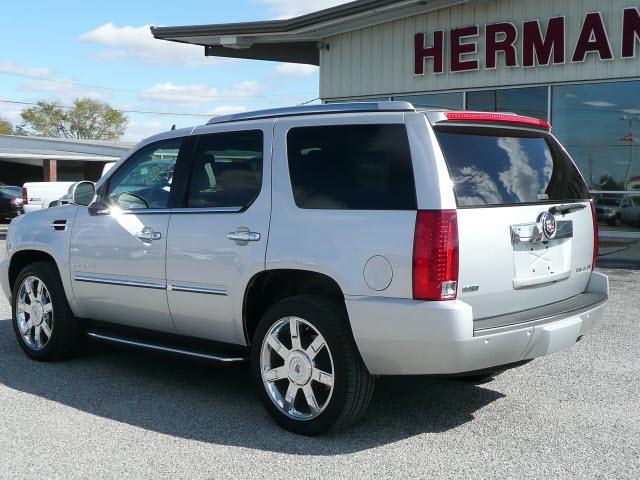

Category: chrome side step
[86, 331, 248, 363]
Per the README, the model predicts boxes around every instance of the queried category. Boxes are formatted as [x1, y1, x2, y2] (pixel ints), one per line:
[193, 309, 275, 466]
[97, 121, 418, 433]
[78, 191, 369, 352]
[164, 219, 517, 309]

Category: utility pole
[621, 115, 638, 189]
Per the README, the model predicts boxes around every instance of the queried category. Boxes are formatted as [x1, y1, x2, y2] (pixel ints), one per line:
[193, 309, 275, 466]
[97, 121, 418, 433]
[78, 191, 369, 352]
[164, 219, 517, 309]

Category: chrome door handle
[136, 227, 162, 241]
[227, 231, 261, 242]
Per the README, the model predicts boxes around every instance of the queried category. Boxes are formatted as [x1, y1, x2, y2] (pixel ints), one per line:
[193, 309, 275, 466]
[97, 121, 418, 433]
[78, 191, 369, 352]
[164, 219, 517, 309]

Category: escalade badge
[539, 212, 557, 240]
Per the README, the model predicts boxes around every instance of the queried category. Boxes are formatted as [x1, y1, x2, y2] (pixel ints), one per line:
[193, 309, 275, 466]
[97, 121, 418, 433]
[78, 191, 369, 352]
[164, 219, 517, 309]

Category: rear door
[165, 122, 272, 346]
[431, 121, 595, 320]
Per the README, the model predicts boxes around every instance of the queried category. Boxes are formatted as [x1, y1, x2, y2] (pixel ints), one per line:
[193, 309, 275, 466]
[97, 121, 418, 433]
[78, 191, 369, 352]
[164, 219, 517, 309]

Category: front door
[70, 136, 185, 332]
[166, 122, 272, 345]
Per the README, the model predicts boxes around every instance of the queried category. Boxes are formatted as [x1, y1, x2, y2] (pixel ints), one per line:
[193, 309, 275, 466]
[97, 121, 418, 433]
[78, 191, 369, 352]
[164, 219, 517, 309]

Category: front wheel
[12, 261, 79, 361]
[251, 295, 374, 435]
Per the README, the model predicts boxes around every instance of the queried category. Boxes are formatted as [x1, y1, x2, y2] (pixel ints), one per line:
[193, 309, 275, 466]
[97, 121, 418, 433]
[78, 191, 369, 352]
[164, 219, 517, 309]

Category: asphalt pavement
[0, 239, 638, 479]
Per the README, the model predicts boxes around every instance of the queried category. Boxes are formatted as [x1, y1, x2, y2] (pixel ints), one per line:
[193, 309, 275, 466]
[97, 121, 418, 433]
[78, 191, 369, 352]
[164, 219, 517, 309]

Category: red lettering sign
[572, 12, 614, 62]
[486, 22, 518, 68]
[622, 7, 640, 58]
[522, 17, 565, 66]
[450, 26, 479, 72]
[414, 31, 444, 74]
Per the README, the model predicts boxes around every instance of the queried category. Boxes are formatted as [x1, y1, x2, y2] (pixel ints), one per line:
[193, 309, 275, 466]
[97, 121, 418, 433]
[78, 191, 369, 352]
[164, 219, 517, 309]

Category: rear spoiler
[429, 111, 551, 131]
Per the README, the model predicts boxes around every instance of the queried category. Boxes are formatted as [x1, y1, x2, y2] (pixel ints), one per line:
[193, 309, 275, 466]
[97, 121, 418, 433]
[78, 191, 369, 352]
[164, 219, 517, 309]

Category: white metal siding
[320, 0, 640, 99]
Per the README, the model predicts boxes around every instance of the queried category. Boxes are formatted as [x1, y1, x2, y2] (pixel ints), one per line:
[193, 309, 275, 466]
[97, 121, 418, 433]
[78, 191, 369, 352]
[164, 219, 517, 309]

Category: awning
[151, 0, 465, 65]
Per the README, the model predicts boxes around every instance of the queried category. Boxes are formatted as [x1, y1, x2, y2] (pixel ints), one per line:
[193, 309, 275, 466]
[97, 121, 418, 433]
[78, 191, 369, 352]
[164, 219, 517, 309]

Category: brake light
[413, 210, 459, 301]
[444, 112, 551, 130]
[590, 200, 599, 271]
[22, 187, 28, 205]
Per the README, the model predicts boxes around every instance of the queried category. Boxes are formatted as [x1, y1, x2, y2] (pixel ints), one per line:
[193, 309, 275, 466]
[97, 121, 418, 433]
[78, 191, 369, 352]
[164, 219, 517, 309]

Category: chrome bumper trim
[168, 284, 228, 296]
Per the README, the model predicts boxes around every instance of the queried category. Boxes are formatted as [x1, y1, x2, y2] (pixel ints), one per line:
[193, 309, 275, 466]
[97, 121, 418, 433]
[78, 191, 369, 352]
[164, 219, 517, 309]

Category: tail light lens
[590, 200, 599, 271]
[22, 187, 28, 205]
[413, 210, 459, 300]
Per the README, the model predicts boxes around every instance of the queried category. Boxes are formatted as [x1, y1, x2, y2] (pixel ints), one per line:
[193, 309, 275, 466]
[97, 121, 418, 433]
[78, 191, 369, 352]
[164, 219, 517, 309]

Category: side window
[187, 130, 263, 209]
[106, 137, 182, 209]
[287, 124, 416, 210]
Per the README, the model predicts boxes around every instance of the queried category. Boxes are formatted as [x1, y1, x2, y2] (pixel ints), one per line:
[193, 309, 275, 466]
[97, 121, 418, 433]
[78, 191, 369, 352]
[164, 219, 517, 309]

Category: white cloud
[78, 23, 225, 67]
[122, 119, 169, 142]
[255, 0, 351, 18]
[274, 63, 319, 77]
[138, 81, 266, 108]
[17, 80, 112, 104]
[206, 105, 249, 116]
[0, 61, 53, 78]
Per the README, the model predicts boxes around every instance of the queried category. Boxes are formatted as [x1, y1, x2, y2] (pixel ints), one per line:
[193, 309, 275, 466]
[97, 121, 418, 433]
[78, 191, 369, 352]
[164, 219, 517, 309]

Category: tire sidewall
[11, 262, 70, 360]
[251, 296, 352, 436]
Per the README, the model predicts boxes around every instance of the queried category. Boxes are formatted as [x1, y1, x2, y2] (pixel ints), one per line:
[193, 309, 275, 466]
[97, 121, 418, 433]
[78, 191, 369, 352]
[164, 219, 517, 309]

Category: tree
[18, 98, 127, 140]
[0, 117, 13, 135]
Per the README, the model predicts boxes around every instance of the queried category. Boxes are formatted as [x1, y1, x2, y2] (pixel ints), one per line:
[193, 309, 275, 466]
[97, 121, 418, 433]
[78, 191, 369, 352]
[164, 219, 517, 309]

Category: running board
[86, 331, 248, 363]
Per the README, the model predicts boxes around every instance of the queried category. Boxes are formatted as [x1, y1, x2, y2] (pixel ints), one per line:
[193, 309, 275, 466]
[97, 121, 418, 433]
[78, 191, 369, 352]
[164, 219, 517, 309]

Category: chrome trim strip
[511, 220, 572, 244]
[74, 273, 166, 290]
[86, 331, 247, 363]
[95, 207, 243, 215]
[169, 284, 228, 296]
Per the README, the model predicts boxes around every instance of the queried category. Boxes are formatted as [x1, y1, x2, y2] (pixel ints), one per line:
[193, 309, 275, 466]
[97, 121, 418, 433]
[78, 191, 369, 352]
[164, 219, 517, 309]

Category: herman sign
[415, 8, 640, 75]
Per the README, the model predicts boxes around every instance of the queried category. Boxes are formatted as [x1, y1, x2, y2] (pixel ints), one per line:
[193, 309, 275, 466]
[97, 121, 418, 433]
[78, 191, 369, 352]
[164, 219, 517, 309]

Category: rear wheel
[12, 261, 79, 361]
[251, 295, 374, 435]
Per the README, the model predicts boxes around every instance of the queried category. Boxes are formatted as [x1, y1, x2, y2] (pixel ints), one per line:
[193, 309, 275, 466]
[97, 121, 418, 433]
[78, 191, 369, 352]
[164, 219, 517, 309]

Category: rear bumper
[346, 272, 608, 375]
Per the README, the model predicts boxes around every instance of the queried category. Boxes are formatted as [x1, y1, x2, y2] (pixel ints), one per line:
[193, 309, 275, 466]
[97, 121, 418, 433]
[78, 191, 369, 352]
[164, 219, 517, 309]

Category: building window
[552, 80, 640, 193]
[393, 92, 463, 110]
[466, 87, 549, 120]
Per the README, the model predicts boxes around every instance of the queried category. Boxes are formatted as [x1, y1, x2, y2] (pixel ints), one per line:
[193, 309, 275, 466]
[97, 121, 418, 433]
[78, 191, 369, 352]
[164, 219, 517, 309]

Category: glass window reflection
[467, 87, 549, 120]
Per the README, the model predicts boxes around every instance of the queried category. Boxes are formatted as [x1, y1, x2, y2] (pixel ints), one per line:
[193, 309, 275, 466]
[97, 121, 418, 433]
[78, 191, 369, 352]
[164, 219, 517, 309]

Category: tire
[11, 261, 79, 361]
[251, 295, 375, 435]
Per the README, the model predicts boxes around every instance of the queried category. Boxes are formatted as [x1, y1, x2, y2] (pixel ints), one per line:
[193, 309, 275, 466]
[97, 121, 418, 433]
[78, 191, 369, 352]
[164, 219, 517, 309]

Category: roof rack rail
[206, 101, 415, 125]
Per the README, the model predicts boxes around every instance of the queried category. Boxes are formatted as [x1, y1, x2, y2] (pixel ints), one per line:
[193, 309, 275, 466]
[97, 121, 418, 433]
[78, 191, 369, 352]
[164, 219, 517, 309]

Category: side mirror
[69, 181, 96, 206]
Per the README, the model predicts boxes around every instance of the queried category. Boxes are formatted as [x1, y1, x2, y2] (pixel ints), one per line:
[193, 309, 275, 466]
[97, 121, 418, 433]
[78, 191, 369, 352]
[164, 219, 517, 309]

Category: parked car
[593, 194, 627, 226]
[0, 185, 24, 221]
[620, 195, 640, 227]
[0, 103, 608, 435]
[21, 182, 75, 214]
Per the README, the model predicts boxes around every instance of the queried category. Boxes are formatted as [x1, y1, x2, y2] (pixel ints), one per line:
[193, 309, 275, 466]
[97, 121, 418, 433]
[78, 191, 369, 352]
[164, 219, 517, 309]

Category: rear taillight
[22, 187, 28, 205]
[590, 200, 599, 271]
[413, 210, 459, 301]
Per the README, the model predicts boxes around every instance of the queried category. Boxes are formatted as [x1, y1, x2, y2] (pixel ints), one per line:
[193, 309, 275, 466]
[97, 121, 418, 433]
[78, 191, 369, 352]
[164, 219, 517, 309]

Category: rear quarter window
[287, 124, 416, 210]
[434, 127, 589, 207]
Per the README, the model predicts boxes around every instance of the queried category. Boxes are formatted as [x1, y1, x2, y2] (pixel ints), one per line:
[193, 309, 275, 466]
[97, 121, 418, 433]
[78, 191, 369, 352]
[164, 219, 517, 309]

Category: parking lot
[0, 236, 638, 479]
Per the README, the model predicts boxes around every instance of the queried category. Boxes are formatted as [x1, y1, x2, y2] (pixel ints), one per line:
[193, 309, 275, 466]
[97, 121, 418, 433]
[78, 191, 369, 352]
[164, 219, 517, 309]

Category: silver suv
[0, 102, 608, 435]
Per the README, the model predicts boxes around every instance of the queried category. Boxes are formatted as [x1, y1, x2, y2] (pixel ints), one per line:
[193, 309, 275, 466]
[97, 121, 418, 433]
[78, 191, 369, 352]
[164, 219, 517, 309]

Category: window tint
[287, 124, 416, 210]
[435, 128, 589, 207]
[106, 138, 182, 209]
[188, 130, 263, 208]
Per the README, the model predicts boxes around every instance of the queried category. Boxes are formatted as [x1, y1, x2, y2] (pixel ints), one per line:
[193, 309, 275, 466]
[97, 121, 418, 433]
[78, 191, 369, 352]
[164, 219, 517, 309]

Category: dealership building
[154, 0, 640, 195]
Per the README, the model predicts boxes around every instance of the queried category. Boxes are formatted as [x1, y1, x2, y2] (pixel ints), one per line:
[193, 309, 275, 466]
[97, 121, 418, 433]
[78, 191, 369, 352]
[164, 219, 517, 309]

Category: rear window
[434, 127, 589, 207]
[287, 124, 416, 210]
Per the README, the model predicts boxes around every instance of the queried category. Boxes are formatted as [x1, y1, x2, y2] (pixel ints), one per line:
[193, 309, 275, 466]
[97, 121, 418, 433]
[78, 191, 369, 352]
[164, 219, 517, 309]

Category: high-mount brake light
[413, 210, 459, 301]
[444, 112, 551, 130]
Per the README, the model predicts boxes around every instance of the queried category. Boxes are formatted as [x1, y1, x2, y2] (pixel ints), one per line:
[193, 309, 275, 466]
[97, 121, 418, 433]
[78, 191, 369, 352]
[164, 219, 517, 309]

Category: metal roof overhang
[151, 0, 465, 65]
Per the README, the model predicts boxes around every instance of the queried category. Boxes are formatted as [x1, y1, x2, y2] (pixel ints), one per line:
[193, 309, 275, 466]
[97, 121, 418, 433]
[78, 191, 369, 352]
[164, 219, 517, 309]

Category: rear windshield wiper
[549, 203, 586, 215]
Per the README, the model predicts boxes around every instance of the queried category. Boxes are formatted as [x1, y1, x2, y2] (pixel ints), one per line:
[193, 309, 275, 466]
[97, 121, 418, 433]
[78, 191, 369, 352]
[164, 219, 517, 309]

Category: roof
[151, 0, 464, 65]
[206, 101, 415, 124]
[0, 135, 133, 164]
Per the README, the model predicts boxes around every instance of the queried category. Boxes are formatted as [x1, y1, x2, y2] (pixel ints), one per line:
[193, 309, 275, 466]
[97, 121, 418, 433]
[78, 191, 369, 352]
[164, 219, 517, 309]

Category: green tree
[18, 98, 127, 140]
[0, 117, 13, 135]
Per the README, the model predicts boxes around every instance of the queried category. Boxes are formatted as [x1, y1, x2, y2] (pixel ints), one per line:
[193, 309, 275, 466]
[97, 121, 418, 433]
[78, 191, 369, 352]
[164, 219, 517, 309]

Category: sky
[0, 0, 350, 142]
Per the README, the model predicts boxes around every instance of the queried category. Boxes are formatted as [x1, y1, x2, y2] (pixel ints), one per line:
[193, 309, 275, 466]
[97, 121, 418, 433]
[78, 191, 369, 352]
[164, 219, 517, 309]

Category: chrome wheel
[16, 275, 54, 351]
[260, 317, 335, 421]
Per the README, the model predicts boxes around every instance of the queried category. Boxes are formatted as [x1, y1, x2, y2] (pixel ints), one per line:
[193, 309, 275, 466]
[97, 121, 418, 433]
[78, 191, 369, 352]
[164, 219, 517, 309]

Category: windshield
[0, 186, 21, 198]
[434, 126, 590, 207]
